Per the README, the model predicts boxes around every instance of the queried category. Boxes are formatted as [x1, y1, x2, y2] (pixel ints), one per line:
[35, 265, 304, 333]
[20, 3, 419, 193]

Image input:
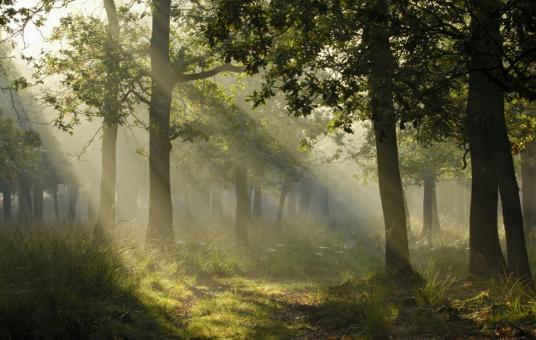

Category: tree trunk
[364, 0, 412, 275]
[146, 0, 174, 248]
[522, 141, 536, 233]
[299, 183, 312, 218]
[252, 182, 262, 220]
[17, 177, 33, 223]
[235, 164, 249, 243]
[275, 181, 289, 227]
[211, 188, 223, 220]
[94, 0, 120, 239]
[403, 186, 411, 234]
[467, 0, 531, 280]
[431, 179, 440, 232]
[33, 183, 44, 222]
[421, 177, 433, 239]
[52, 184, 59, 220]
[68, 183, 79, 222]
[96, 124, 118, 229]
[287, 184, 297, 219]
[2, 182, 11, 223]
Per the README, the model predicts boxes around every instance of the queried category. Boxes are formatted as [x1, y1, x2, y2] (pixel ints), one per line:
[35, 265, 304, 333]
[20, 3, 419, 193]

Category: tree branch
[174, 64, 246, 83]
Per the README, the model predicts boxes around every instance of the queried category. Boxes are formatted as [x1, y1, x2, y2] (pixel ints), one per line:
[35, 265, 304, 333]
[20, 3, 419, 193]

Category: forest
[0, 0, 535, 338]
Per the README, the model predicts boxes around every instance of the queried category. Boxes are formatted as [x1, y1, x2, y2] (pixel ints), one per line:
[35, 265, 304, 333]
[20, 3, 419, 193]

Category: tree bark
[467, 0, 531, 280]
[2, 181, 11, 224]
[364, 0, 412, 275]
[33, 183, 44, 222]
[235, 163, 249, 243]
[146, 0, 174, 248]
[522, 141, 536, 233]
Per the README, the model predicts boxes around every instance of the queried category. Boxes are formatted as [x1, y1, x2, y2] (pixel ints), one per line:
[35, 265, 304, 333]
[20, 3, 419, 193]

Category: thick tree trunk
[146, 0, 174, 247]
[17, 177, 33, 223]
[467, 0, 531, 280]
[364, 0, 412, 275]
[235, 164, 249, 243]
[33, 183, 44, 222]
[68, 183, 79, 222]
[2, 182, 11, 223]
[522, 141, 536, 233]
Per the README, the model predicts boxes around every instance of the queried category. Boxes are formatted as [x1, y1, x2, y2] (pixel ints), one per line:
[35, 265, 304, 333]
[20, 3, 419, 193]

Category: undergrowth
[0, 224, 535, 339]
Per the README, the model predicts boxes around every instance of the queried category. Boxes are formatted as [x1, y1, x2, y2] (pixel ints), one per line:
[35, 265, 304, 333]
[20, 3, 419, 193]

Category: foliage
[31, 9, 149, 132]
[0, 113, 43, 181]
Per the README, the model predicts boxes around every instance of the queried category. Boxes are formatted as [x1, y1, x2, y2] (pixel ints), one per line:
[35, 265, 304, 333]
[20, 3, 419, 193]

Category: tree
[145, 0, 244, 247]
[205, 0, 432, 276]
[466, 0, 531, 280]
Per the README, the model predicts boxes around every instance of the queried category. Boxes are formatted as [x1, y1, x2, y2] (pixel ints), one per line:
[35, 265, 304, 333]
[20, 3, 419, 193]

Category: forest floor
[1, 223, 536, 339]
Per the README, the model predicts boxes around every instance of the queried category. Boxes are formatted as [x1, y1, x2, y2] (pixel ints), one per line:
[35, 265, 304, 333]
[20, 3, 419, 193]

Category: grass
[1, 222, 536, 339]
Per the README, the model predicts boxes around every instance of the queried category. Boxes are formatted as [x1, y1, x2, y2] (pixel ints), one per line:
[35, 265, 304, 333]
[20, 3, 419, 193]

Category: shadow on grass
[0, 228, 185, 339]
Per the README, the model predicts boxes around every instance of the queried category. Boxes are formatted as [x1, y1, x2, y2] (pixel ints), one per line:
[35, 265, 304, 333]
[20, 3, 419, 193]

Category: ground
[1, 223, 536, 339]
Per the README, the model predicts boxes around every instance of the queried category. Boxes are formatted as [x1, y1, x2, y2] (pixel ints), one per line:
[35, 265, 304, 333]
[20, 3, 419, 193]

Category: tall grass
[0, 227, 141, 339]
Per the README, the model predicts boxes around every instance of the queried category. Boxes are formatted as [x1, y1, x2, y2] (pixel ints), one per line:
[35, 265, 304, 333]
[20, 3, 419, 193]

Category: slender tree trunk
[96, 124, 118, 228]
[431, 179, 440, 231]
[211, 188, 223, 220]
[422, 177, 433, 239]
[52, 184, 59, 220]
[364, 0, 412, 275]
[2, 182, 11, 223]
[18, 177, 33, 223]
[299, 183, 312, 218]
[287, 184, 297, 219]
[33, 183, 44, 222]
[68, 183, 79, 222]
[275, 181, 289, 227]
[252, 182, 262, 220]
[522, 141, 536, 234]
[146, 0, 174, 247]
[403, 186, 411, 234]
[467, 0, 531, 280]
[94, 0, 120, 239]
[235, 163, 249, 243]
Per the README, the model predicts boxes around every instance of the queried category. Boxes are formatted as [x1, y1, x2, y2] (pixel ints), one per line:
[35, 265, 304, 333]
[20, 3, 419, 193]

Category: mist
[0, 0, 535, 339]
